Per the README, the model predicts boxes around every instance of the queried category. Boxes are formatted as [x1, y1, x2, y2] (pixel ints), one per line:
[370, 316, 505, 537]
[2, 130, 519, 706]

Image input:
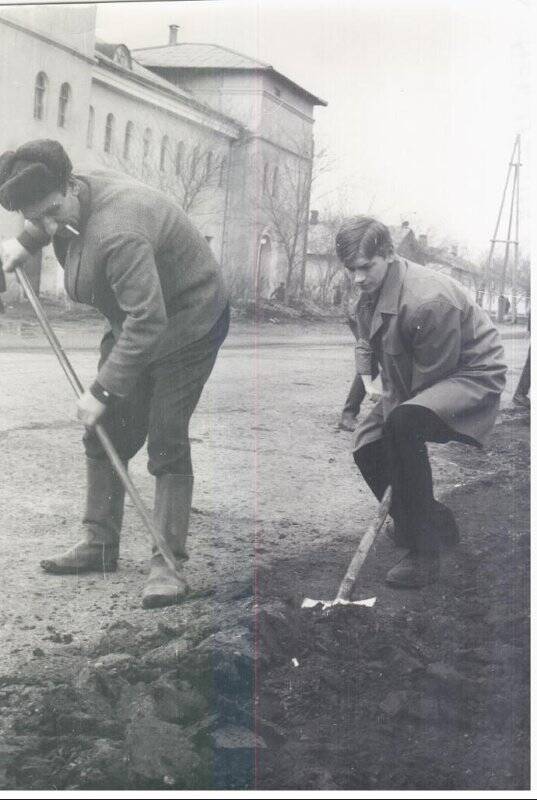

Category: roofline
[94, 51, 245, 133]
[132, 42, 327, 106]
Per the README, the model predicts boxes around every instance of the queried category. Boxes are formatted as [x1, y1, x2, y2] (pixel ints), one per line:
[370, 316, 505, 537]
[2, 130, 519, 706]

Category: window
[219, 157, 227, 188]
[143, 127, 152, 162]
[123, 121, 134, 160]
[205, 150, 213, 180]
[34, 72, 47, 120]
[175, 141, 184, 176]
[272, 165, 279, 198]
[160, 135, 169, 171]
[57, 82, 71, 128]
[263, 162, 269, 194]
[86, 105, 95, 148]
[104, 113, 115, 153]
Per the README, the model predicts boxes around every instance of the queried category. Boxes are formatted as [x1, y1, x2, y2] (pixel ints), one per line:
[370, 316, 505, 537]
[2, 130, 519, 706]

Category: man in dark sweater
[0, 139, 229, 608]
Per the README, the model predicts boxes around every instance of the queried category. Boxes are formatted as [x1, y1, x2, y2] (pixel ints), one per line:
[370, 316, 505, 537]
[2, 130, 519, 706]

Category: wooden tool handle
[335, 485, 392, 602]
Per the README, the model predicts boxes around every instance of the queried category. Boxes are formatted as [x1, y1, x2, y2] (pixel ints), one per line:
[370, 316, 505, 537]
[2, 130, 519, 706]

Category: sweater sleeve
[96, 233, 168, 397]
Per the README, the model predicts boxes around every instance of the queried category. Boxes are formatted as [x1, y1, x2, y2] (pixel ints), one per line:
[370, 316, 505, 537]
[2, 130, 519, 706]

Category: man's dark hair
[0, 139, 72, 211]
[335, 216, 394, 266]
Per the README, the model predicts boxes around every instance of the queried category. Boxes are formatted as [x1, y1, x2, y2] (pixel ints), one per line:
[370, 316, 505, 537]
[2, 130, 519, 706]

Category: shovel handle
[335, 485, 392, 602]
[12, 265, 178, 575]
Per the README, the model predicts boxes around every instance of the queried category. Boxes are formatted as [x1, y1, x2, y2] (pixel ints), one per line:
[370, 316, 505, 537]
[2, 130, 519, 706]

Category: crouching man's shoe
[142, 554, 189, 609]
[385, 551, 440, 588]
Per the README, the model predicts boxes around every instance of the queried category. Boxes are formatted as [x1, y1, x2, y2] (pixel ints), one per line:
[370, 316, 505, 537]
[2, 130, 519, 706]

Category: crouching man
[0, 139, 229, 608]
[335, 216, 507, 588]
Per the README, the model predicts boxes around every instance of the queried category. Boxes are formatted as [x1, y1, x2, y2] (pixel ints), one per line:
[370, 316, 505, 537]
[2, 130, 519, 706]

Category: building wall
[0, 8, 95, 299]
[0, 9, 321, 303]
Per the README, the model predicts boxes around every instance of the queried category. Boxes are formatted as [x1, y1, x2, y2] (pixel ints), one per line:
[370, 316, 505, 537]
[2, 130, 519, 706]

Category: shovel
[302, 485, 392, 610]
[12, 265, 179, 576]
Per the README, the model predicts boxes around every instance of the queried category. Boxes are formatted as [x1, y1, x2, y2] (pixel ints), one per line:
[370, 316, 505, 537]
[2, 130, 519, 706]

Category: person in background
[513, 309, 530, 409]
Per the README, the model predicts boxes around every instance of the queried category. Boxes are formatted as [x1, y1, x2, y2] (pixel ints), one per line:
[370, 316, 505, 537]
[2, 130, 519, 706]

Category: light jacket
[352, 259, 507, 451]
[19, 170, 229, 398]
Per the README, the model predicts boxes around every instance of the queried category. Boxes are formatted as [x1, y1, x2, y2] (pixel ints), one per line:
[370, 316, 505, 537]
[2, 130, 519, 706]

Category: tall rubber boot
[40, 457, 125, 574]
[142, 474, 192, 609]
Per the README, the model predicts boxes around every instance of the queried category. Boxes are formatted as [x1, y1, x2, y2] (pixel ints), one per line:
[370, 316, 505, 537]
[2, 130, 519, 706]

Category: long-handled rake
[13, 265, 179, 576]
[302, 486, 392, 610]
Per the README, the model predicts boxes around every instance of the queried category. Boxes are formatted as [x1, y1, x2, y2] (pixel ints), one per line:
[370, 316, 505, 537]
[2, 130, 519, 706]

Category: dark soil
[0, 410, 529, 790]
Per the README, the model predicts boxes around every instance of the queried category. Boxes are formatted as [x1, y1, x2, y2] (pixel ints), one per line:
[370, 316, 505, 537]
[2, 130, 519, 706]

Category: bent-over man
[0, 139, 229, 608]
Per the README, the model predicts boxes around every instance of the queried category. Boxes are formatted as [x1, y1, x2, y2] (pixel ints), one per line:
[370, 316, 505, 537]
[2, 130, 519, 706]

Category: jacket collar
[73, 175, 92, 235]
[364, 259, 406, 339]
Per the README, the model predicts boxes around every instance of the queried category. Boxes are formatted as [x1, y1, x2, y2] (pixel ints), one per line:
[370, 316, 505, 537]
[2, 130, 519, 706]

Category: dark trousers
[515, 346, 530, 397]
[342, 371, 366, 418]
[353, 404, 460, 553]
[84, 305, 230, 476]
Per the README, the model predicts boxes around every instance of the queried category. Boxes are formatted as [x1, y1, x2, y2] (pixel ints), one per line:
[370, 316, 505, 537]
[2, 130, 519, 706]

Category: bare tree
[256, 138, 330, 302]
[306, 210, 346, 305]
[101, 130, 226, 217]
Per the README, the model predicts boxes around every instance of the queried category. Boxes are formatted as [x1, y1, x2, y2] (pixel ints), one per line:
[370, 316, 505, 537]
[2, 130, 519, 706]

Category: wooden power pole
[483, 135, 522, 323]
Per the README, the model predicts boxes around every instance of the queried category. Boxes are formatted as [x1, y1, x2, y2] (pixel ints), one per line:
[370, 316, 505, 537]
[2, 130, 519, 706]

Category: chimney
[310, 209, 319, 225]
[418, 234, 428, 247]
[451, 244, 458, 257]
[169, 25, 179, 45]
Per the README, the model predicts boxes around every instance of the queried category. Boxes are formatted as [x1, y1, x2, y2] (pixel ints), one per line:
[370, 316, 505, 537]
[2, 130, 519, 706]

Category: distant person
[335, 216, 507, 588]
[270, 282, 285, 303]
[513, 310, 530, 409]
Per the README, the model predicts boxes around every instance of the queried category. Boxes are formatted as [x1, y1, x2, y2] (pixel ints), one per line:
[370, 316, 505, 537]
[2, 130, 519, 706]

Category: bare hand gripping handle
[12, 264, 179, 576]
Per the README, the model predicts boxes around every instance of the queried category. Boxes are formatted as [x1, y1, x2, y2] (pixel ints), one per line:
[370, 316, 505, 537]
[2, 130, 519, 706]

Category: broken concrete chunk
[212, 724, 267, 750]
[151, 677, 208, 725]
[126, 715, 200, 783]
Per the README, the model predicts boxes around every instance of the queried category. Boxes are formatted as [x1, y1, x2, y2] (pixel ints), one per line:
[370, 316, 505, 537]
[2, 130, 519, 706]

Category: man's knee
[384, 404, 423, 442]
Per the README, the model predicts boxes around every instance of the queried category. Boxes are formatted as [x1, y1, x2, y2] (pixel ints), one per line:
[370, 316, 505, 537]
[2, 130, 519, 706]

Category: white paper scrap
[301, 596, 377, 610]
[291, 658, 299, 667]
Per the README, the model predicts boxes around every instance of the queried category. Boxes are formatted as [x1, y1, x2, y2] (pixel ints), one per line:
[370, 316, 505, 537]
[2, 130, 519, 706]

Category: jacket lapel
[369, 259, 406, 340]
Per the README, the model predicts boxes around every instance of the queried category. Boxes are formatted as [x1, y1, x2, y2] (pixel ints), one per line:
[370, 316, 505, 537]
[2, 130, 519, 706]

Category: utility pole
[483, 135, 521, 322]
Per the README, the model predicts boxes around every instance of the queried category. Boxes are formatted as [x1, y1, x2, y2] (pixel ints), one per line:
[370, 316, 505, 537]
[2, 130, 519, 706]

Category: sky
[92, 0, 532, 259]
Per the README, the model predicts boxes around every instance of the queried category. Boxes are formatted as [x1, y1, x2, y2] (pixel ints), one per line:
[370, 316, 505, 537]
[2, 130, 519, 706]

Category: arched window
[175, 141, 184, 176]
[143, 127, 152, 162]
[86, 106, 95, 148]
[104, 113, 115, 153]
[263, 162, 269, 194]
[34, 72, 48, 120]
[123, 121, 134, 160]
[219, 157, 227, 188]
[190, 145, 200, 179]
[272, 165, 279, 198]
[160, 135, 170, 171]
[57, 82, 71, 128]
[205, 150, 213, 180]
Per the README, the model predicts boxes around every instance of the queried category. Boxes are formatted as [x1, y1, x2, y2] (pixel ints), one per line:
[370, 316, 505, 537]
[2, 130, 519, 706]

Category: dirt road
[0, 313, 529, 789]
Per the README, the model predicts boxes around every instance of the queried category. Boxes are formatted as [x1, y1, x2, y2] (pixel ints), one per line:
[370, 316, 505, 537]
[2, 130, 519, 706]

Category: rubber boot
[142, 474, 192, 609]
[40, 457, 124, 574]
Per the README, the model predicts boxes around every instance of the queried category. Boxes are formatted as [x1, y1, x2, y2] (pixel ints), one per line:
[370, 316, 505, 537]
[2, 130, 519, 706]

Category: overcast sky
[93, 0, 531, 259]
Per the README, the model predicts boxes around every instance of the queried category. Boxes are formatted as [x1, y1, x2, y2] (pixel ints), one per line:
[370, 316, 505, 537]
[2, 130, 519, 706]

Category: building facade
[0, 7, 326, 301]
